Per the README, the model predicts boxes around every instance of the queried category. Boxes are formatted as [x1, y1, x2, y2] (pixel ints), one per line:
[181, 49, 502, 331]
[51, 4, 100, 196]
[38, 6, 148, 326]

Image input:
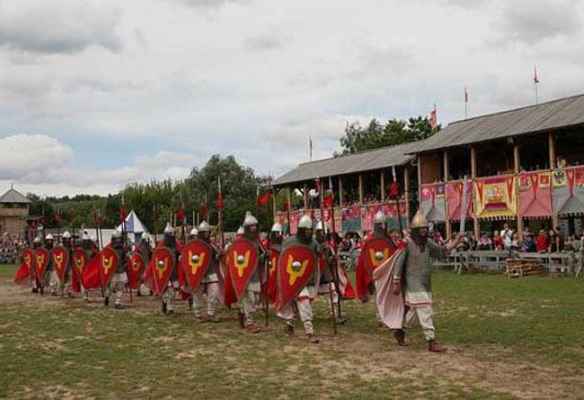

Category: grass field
[1, 264, 583, 399]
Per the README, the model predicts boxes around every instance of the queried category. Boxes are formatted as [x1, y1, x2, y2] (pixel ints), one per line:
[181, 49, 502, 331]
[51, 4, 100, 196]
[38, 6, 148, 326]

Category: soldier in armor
[192, 221, 222, 322]
[161, 223, 180, 314]
[60, 231, 74, 297]
[277, 215, 321, 344]
[31, 236, 42, 294]
[81, 231, 97, 301]
[356, 210, 396, 324]
[315, 222, 344, 324]
[270, 223, 283, 250]
[391, 210, 463, 352]
[188, 227, 199, 241]
[44, 234, 58, 296]
[134, 233, 152, 296]
[105, 230, 128, 309]
[240, 212, 266, 333]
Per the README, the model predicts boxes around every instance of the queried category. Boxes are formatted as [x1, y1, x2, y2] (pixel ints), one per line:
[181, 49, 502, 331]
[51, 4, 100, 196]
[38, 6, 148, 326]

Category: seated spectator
[522, 233, 536, 252]
[536, 230, 549, 253]
[511, 233, 521, 251]
[492, 230, 503, 250]
[477, 233, 492, 250]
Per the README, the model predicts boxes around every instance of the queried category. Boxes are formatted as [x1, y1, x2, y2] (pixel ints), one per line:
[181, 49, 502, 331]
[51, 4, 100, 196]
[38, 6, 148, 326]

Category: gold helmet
[410, 210, 428, 229]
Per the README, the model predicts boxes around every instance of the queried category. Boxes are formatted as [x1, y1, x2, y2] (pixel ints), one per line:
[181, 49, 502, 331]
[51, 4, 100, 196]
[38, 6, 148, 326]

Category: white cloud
[0, 0, 122, 54]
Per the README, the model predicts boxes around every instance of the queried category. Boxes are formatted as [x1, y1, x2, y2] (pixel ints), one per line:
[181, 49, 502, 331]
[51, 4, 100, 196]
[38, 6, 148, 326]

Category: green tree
[336, 116, 439, 156]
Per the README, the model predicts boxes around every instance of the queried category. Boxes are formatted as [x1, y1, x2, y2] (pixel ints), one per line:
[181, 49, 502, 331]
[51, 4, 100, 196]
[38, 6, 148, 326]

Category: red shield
[266, 248, 280, 304]
[225, 238, 259, 301]
[180, 240, 212, 291]
[22, 248, 35, 279]
[51, 246, 69, 283]
[99, 247, 119, 286]
[72, 248, 88, 293]
[34, 248, 49, 278]
[276, 243, 317, 310]
[128, 252, 146, 289]
[152, 247, 175, 296]
[362, 238, 395, 272]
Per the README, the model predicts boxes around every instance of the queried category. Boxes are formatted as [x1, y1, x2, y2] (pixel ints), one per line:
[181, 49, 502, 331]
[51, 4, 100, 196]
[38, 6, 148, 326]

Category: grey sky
[1, 0, 583, 196]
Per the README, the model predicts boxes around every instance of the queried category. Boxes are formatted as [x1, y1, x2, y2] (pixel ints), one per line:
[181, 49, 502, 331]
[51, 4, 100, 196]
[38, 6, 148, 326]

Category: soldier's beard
[411, 229, 428, 247]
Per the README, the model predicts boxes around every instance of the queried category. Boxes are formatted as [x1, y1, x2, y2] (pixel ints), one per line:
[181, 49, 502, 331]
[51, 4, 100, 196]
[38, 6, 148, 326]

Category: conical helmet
[164, 222, 174, 235]
[198, 221, 210, 232]
[243, 211, 258, 227]
[298, 215, 312, 229]
[190, 227, 199, 236]
[271, 223, 283, 233]
[410, 210, 428, 229]
[374, 210, 385, 224]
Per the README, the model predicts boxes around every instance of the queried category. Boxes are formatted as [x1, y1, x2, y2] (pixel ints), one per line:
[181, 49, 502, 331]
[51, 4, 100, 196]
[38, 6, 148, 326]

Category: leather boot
[393, 329, 408, 346]
[428, 340, 447, 353]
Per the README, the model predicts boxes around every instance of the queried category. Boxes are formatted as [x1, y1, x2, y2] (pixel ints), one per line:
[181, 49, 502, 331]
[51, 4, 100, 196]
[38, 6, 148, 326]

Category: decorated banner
[446, 179, 473, 221]
[553, 166, 584, 216]
[518, 171, 552, 218]
[420, 183, 446, 222]
[474, 176, 517, 219]
[276, 243, 317, 310]
[341, 205, 362, 232]
[225, 238, 259, 300]
[51, 246, 70, 283]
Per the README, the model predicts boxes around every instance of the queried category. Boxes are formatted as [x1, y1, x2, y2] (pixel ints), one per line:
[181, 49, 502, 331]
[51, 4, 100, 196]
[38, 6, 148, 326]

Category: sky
[1, 0, 584, 197]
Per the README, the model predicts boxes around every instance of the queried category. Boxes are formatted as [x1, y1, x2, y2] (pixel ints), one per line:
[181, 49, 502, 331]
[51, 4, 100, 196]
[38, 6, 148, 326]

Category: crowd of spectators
[0, 233, 25, 264]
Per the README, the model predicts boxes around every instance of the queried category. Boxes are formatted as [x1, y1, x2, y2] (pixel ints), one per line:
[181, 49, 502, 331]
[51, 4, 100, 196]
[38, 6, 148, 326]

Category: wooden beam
[358, 174, 364, 204]
[302, 184, 308, 209]
[443, 151, 452, 241]
[514, 143, 523, 240]
[417, 155, 423, 203]
[549, 131, 558, 229]
[470, 146, 479, 239]
[338, 177, 343, 207]
[380, 171, 385, 202]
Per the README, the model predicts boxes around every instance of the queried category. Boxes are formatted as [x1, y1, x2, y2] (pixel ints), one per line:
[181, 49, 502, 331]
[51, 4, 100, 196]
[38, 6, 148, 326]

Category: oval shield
[151, 247, 175, 296]
[362, 238, 395, 271]
[99, 247, 119, 286]
[276, 243, 317, 311]
[34, 248, 50, 279]
[127, 252, 146, 289]
[51, 246, 70, 283]
[225, 238, 259, 301]
[22, 248, 35, 279]
[180, 240, 212, 291]
[266, 247, 280, 304]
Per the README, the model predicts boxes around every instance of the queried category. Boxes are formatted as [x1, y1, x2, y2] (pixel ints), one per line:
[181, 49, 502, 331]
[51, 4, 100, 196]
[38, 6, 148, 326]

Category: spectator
[522, 233, 536, 252]
[536, 230, 549, 253]
[492, 230, 503, 250]
[511, 233, 521, 251]
[477, 233, 492, 250]
[501, 223, 514, 250]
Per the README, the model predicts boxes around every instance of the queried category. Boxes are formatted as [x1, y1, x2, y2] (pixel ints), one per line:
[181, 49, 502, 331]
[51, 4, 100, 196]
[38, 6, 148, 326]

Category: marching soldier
[60, 231, 74, 297]
[161, 223, 180, 314]
[188, 227, 198, 241]
[31, 237, 42, 294]
[265, 223, 283, 305]
[239, 211, 266, 333]
[391, 211, 463, 352]
[44, 234, 58, 296]
[277, 215, 321, 344]
[80, 231, 98, 301]
[191, 221, 222, 322]
[314, 222, 344, 324]
[104, 231, 128, 309]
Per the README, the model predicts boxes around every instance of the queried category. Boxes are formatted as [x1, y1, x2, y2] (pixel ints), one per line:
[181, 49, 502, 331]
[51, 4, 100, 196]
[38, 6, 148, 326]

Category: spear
[328, 176, 343, 321]
[318, 177, 337, 334]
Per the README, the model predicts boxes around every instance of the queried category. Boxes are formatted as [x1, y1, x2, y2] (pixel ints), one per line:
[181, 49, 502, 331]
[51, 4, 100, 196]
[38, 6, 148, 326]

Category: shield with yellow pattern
[151, 247, 175, 296]
[276, 243, 317, 310]
[99, 247, 119, 286]
[72, 248, 88, 275]
[180, 240, 212, 291]
[128, 252, 146, 289]
[362, 238, 395, 272]
[226, 238, 259, 300]
[51, 246, 70, 283]
[22, 248, 35, 279]
[34, 248, 50, 279]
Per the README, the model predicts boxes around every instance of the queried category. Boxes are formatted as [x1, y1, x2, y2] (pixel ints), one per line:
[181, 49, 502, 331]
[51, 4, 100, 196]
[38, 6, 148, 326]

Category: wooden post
[470, 146, 480, 240]
[549, 131, 559, 229]
[404, 167, 410, 228]
[302, 184, 308, 209]
[338, 177, 343, 207]
[514, 143, 523, 240]
[443, 151, 452, 241]
[358, 174, 364, 204]
[417, 155, 423, 204]
[380, 171, 385, 203]
[272, 188, 278, 222]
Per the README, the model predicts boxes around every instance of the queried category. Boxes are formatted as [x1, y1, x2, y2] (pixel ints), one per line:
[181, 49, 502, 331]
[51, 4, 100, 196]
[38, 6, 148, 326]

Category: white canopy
[116, 210, 148, 234]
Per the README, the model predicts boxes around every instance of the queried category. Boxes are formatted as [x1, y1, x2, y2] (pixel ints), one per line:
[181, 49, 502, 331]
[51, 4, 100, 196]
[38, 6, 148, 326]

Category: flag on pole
[464, 87, 469, 103]
[534, 66, 540, 84]
[216, 177, 224, 210]
[430, 104, 438, 129]
[309, 136, 313, 161]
